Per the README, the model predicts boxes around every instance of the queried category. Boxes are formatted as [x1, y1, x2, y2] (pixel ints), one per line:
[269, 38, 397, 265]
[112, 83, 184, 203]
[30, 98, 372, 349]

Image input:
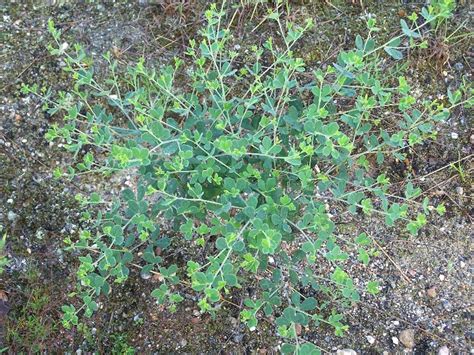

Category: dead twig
[371, 238, 412, 284]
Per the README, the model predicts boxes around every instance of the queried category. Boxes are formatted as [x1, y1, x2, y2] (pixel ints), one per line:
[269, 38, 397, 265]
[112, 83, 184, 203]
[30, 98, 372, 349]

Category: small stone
[140, 272, 151, 280]
[6, 199, 13, 204]
[179, 339, 187, 347]
[336, 349, 356, 355]
[294, 323, 302, 335]
[453, 62, 464, 71]
[442, 300, 453, 311]
[233, 333, 244, 343]
[470, 134, 474, 145]
[7, 211, 18, 221]
[392, 337, 399, 345]
[151, 273, 163, 282]
[427, 287, 437, 298]
[399, 329, 415, 348]
[456, 187, 463, 196]
[366, 335, 376, 344]
[439, 274, 445, 281]
[438, 345, 450, 355]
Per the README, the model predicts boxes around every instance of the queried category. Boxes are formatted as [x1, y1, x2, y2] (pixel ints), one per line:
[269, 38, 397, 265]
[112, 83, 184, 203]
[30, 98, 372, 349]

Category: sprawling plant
[22, 1, 471, 352]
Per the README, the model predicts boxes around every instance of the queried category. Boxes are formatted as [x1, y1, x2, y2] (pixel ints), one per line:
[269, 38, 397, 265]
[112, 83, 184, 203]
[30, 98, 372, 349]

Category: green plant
[6, 287, 56, 352]
[425, 0, 456, 30]
[110, 333, 135, 355]
[0, 231, 8, 274]
[22, 2, 472, 352]
[450, 153, 468, 183]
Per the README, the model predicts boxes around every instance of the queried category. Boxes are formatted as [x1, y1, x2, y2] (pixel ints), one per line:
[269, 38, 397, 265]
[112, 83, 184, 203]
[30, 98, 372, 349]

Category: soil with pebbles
[1, 1, 472, 353]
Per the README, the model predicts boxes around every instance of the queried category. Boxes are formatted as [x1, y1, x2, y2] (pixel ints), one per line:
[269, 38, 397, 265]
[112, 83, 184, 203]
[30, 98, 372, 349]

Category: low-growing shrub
[22, 1, 471, 352]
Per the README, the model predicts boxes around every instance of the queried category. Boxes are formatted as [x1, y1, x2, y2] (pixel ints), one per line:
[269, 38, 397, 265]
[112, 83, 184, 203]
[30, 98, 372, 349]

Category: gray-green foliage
[21, 1, 472, 352]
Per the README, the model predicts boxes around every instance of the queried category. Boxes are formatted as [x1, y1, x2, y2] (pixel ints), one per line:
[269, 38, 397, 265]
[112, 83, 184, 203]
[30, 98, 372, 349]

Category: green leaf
[110, 225, 124, 245]
[400, 19, 420, 38]
[180, 220, 194, 240]
[300, 297, 317, 311]
[355, 233, 371, 246]
[205, 288, 220, 302]
[215, 237, 227, 250]
[325, 245, 348, 261]
[281, 344, 296, 354]
[253, 229, 282, 254]
[150, 121, 171, 141]
[298, 343, 321, 355]
[192, 272, 208, 291]
[435, 203, 446, 215]
[232, 240, 245, 252]
[325, 122, 339, 136]
[367, 280, 380, 295]
[224, 273, 238, 286]
[357, 248, 370, 265]
[405, 182, 421, 199]
[273, 70, 286, 89]
[384, 47, 403, 60]
[355, 35, 364, 50]
[301, 241, 315, 254]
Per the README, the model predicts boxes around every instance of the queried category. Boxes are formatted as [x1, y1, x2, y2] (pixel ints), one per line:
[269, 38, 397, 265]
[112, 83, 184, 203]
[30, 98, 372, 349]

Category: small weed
[0, 230, 8, 275]
[110, 333, 135, 355]
[450, 155, 468, 183]
[6, 287, 57, 352]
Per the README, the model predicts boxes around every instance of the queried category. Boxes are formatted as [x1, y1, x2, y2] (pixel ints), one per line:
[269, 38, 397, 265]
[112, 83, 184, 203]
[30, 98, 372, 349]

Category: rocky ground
[0, 1, 472, 353]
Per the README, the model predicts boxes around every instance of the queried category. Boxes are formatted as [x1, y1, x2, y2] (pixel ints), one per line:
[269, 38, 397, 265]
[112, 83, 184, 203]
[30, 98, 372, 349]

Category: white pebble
[366, 335, 376, 344]
[7, 211, 17, 221]
[438, 345, 450, 355]
[450, 132, 458, 139]
[439, 274, 445, 281]
[392, 336, 399, 345]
